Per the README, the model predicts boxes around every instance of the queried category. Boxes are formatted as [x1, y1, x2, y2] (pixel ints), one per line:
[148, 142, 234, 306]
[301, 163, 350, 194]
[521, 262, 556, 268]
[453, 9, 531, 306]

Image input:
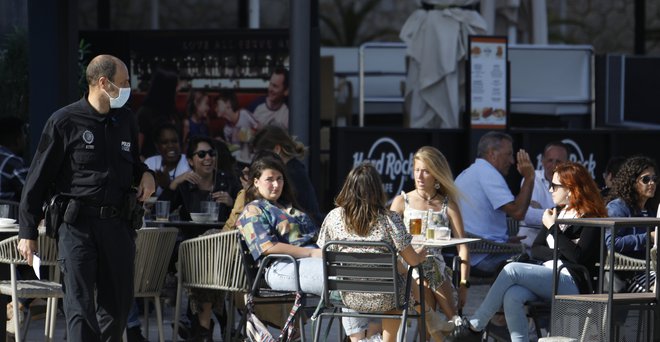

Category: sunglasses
[548, 182, 564, 192]
[193, 149, 216, 159]
[639, 175, 658, 185]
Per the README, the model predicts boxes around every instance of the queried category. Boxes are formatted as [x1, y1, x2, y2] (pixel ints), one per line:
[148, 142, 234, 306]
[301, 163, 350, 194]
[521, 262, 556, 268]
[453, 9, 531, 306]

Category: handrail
[358, 42, 406, 127]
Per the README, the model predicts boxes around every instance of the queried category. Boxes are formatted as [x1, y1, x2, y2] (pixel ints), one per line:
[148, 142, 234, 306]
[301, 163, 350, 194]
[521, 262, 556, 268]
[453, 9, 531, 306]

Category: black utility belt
[77, 204, 122, 219]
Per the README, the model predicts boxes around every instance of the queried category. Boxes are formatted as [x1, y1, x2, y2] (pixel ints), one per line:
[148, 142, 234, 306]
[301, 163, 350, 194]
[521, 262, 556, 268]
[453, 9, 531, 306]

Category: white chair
[0, 232, 62, 342]
[173, 230, 250, 342]
[131, 227, 178, 342]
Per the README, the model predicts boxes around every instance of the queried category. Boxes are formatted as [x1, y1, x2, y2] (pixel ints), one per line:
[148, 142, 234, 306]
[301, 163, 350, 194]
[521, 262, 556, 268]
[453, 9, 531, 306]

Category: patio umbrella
[400, 0, 487, 128]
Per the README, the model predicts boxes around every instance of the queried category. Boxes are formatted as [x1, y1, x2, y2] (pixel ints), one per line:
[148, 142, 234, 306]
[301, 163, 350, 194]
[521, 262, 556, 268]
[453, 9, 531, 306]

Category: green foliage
[320, 0, 396, 46]
[0, 27, 28, 121]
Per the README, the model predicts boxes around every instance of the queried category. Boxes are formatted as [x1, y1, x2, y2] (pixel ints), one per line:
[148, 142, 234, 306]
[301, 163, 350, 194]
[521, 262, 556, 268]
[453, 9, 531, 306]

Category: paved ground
[16, 284, 493, 342]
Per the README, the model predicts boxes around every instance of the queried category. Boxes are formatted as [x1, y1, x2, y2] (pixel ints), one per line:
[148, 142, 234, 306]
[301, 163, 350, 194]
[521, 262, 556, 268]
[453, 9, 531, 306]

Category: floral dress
[317, 207, 411, 312]
[401, 192, 453, 290]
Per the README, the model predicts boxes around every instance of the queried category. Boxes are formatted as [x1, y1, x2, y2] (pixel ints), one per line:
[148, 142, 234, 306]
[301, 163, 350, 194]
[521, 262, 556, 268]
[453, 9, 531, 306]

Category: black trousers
[58, 214, 135, 342]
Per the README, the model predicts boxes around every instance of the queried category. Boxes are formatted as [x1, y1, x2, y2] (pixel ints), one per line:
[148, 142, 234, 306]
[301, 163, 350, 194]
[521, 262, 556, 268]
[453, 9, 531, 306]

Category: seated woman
[318, 163, 428, 342]
[605, 156, 657, 292]
[390, 146, 469, 337]
[158, 136, 239, 225]
[447, 162, 607, 342]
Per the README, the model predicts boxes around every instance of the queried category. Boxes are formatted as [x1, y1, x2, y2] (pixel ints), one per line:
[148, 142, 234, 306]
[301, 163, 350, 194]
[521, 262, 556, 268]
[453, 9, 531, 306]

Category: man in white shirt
[455, 131, 535, 275]
[518, 141, 569, 247]
[248, 67, 289, 128]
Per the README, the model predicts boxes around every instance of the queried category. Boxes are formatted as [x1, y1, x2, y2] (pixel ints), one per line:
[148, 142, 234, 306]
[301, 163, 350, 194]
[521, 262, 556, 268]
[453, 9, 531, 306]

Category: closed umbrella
[400, 0, 487, 128]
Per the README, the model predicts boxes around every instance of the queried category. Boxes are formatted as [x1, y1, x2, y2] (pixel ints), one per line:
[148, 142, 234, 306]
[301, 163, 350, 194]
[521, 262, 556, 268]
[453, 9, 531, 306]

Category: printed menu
[468, 36, 508, 129]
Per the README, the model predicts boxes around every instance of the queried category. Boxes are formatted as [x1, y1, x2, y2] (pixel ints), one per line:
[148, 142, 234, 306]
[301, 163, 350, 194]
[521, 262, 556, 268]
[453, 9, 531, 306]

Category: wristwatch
[460, 279, 471, 288]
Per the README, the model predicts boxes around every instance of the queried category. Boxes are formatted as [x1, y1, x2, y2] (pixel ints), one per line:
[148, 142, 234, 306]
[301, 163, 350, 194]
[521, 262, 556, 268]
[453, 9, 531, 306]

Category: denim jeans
[469, 262, 579, 342]
[126, 301, 140, 329]
[266, 258, 369, 336]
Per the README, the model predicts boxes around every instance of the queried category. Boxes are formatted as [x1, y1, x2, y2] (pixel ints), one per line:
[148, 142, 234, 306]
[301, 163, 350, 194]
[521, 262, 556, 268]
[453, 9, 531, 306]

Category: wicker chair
[130, 227, 178, 342]
[0, 232, 62, 342]
[173, 230, 250, 342]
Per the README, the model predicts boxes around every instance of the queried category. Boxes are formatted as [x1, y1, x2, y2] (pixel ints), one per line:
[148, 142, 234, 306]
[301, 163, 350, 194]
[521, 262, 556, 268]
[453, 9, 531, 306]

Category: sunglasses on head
[193, 149, 216, 159]
[639, 175, 658, 185]
[548, 182, 564, 192]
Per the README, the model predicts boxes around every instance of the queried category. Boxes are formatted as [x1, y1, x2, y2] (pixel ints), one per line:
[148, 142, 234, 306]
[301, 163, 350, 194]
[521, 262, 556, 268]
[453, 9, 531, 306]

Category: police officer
[17, 54, 155, 341]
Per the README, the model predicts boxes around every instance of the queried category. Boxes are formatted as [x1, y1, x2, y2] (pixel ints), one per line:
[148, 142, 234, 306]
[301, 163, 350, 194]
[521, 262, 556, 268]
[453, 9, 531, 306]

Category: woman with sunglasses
[605, 156, 657, 292]
[447, 162, 607, 342]
[158, 136, 239, 223]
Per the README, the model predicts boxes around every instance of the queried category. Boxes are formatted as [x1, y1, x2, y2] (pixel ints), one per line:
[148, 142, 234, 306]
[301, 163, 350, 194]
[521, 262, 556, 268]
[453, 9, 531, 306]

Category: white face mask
[103, 80, 131, 108]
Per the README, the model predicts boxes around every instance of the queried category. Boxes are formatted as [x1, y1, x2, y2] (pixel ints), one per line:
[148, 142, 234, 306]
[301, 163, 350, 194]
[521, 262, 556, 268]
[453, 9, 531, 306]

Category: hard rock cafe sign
[351, 137, 414, 202]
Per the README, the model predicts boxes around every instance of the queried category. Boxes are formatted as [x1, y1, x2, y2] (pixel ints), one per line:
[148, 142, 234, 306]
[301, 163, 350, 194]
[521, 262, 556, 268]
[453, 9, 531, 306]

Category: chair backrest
[178, 229, 249, 292]
[321, 240, 401, 308]
[133, 227, 179, 295]
[0, 232, 58, 266]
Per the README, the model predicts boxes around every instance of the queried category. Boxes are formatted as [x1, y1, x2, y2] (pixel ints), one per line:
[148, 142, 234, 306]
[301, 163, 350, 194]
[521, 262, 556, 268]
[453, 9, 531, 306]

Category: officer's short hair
[86, 55, 117, 86]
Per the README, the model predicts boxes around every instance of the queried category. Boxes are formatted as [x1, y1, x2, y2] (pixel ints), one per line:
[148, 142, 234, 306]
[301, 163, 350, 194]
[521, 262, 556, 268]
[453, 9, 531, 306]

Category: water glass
[154, 201, 170, 221]
[201, 201, 220, 222]
[435, 226, 451, 240]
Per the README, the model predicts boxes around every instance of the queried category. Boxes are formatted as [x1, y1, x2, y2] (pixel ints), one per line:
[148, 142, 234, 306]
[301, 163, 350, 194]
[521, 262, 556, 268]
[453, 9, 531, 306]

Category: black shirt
[19, 95, 150, 240]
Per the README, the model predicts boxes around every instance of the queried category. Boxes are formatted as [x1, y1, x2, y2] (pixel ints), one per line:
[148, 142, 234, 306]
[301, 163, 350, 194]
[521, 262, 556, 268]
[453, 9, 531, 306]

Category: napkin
[32, 253, 41, 279]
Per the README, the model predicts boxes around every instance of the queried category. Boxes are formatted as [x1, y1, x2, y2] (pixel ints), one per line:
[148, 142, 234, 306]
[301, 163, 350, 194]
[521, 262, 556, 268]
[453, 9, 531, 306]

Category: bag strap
[277, 292, 303, 342]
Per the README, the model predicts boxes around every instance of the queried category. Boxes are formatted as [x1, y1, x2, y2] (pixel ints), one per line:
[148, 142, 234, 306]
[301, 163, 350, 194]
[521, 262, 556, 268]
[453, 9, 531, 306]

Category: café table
[144, 219, 225, 240]
[411, 236, 480, 248]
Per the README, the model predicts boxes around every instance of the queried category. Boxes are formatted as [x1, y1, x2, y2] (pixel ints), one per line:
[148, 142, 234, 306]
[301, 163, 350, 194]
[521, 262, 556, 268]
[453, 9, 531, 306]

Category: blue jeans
[266, 258, 368, 336]
[469, 262, 579, 342]
[473, 253, 513, 275]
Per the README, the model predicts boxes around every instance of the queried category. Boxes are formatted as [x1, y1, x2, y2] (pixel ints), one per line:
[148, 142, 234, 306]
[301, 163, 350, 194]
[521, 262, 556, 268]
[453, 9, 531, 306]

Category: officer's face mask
[103, 80, 131, 108]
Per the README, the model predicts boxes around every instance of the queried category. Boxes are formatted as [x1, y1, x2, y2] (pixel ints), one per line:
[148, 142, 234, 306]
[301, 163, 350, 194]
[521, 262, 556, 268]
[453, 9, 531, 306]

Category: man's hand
[137, 172, 156, 202]
[516, 149, 535, 179]
[17, 239, 38, 266]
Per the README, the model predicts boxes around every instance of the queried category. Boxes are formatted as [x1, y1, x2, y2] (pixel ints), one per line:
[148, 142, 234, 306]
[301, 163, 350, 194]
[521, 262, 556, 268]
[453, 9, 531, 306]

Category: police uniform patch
[121, 141, 131, 152]
[82, 130, 94, 144]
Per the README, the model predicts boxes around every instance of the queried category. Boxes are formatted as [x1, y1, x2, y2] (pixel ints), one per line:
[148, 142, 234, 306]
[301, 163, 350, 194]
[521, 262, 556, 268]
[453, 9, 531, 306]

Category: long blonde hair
[335, 163, 387, 236]
[414, 146, 461, 202]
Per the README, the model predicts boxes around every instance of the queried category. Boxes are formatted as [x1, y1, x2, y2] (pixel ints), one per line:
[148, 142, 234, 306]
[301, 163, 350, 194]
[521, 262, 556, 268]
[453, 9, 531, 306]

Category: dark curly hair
[606, 156, 657, 212]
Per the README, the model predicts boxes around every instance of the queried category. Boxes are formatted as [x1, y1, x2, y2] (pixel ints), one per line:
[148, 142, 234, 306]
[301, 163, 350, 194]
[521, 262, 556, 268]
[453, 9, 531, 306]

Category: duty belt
[79, 205, 121, 219]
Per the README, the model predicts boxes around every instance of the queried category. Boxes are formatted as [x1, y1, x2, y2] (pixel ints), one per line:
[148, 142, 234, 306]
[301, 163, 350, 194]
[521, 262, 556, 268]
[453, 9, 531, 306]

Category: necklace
[415, 189, 438, 204]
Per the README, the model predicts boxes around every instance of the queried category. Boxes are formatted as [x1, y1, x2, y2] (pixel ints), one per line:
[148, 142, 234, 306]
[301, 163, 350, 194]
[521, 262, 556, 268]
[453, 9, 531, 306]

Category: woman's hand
[414, 246, 428, 259]
[169, 171, 200, 190]
[211, 191, 234, 207]
[542, 208, 558, 229]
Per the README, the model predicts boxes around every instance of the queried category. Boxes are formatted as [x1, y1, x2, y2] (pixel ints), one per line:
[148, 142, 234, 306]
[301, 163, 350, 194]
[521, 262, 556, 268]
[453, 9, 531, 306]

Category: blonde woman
[390, 146, 469, 338]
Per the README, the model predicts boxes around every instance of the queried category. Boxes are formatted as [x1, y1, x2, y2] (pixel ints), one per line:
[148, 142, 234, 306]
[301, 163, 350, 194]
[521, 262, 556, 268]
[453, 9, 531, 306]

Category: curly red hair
[554, 162, 607, 218]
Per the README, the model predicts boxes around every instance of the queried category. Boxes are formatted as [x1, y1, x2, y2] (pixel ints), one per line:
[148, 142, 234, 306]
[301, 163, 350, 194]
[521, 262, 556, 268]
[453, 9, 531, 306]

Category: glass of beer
[409, 218, 422, 235]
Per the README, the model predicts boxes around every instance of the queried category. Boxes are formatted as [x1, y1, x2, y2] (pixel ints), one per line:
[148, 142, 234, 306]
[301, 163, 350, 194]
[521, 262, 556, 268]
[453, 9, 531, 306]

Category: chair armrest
[604, 251, 647, 272]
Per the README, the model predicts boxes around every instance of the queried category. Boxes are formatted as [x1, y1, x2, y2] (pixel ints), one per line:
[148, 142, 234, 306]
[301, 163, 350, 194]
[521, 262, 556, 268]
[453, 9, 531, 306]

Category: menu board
[468, 36, 508, 129]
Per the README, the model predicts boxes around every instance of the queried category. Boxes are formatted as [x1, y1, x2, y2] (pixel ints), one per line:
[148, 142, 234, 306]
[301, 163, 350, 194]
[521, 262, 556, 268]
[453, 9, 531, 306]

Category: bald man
[18, 54, 155, 341]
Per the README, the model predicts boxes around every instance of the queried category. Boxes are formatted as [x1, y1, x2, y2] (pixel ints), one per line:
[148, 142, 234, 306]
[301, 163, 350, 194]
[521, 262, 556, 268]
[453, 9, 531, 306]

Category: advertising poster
[468, 36, 508, 129]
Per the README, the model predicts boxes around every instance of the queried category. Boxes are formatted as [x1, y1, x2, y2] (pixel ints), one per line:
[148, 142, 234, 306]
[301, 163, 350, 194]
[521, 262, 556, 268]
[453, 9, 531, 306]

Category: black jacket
[19, 95, 150, 240]
[531, 222, 600, 294]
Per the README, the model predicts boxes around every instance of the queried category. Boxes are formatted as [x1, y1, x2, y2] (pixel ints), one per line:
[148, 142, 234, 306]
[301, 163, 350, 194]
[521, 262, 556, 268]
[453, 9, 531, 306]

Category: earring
[434, 182, 440, 190]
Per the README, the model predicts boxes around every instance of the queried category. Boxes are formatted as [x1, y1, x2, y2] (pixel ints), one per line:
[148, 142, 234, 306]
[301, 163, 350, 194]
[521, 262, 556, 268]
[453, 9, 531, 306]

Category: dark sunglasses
[639, 175, 658, 185]
[193, 149, 216, 159]
[548, 182, 564, 192]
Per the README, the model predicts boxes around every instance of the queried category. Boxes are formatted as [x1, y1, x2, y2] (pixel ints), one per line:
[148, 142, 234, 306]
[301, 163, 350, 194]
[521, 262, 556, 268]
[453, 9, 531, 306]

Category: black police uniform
[18, 95, 151, 341]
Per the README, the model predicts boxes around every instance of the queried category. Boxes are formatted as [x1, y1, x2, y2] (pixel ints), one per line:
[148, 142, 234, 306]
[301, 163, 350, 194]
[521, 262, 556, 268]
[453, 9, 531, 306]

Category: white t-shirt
[252, 102, 289, 129]
[144, 155, 191, 196]
[522, 169, 555, 227]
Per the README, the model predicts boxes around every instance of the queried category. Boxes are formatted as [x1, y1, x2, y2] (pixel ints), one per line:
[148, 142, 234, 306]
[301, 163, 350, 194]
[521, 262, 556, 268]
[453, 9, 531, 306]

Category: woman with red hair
[448, 162, 607, 342]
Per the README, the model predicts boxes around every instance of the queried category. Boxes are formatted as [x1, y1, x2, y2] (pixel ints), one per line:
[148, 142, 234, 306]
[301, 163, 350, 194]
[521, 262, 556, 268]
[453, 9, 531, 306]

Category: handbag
[245, 292, 303, 342]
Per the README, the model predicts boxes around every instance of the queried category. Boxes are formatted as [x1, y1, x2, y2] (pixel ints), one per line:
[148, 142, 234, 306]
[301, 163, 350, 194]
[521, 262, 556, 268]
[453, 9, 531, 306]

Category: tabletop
[144, 219, 225, 229]
[411, 237, 480, 247]
[556, 217, 660, 228]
